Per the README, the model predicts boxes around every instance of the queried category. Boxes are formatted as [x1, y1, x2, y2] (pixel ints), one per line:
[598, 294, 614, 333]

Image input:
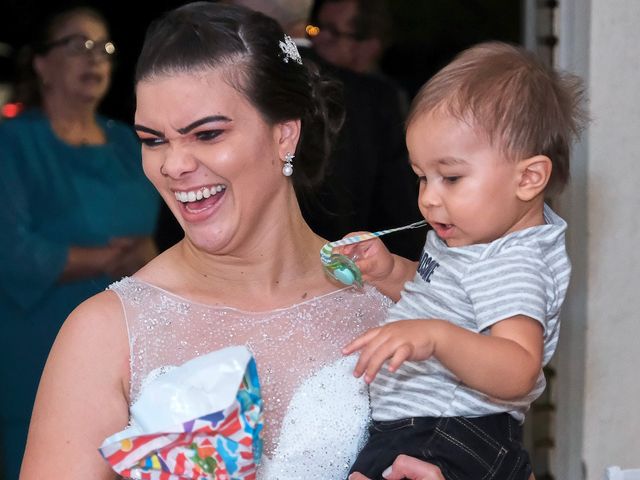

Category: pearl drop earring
[282, 152, 294, 176]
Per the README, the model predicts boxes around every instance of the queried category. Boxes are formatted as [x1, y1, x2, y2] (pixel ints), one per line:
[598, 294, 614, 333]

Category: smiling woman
[18, 3, 396, 480]
[0, 6, 160, 478]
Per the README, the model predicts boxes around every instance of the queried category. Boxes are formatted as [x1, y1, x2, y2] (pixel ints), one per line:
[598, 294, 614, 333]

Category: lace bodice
[110, 277, 391, 479]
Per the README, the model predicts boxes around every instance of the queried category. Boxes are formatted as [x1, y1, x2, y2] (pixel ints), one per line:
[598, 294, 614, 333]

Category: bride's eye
[139, 137, 166, 148]
[195, 130, 222, 141]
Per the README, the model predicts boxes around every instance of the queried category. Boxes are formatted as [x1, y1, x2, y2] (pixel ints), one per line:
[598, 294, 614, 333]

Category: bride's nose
[161, 143, 199, 178]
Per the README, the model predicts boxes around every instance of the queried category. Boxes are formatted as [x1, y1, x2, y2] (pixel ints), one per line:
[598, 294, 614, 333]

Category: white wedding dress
[110, 277, 391, 480]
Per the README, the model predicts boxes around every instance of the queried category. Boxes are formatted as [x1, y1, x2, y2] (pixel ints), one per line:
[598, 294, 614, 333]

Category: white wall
[554, 0, 640, 477]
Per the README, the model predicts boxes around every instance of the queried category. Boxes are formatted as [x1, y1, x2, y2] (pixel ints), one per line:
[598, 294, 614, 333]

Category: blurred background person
[227, 0, 313, 42]
[0, 6, 159, 477]
[311, 0, 410, 114]
[312, 0, 389, 75]
[218, 0, 424, 260]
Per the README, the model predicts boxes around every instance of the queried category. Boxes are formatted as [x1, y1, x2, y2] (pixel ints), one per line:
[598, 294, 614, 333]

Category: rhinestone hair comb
[279, 34, 303, 65]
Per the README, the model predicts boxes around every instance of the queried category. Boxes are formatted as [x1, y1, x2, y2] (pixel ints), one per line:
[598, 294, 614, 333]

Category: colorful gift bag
[100, 346, 263, 480]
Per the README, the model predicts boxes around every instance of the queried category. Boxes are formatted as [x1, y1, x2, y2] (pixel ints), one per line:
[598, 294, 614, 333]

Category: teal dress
[0, 109, 160, 477]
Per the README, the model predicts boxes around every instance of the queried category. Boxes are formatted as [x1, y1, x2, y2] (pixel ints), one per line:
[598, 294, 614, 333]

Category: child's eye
[195, 130, 222, 141]
[443, 176, 460, 183]
[139, 137, 166, 148]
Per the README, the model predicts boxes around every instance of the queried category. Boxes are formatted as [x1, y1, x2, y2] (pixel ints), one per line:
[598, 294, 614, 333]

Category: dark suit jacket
[297, 46, 424, 259]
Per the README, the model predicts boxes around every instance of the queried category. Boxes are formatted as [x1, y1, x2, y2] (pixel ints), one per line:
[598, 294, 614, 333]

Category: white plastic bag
[131, 345, 253, 433]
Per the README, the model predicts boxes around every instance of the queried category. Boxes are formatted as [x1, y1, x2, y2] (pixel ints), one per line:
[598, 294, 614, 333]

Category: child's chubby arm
[343, 314, 544, 401]
[336, 235, 417, 301]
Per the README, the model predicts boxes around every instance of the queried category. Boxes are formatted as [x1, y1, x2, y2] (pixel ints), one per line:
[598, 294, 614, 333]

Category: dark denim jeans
[349, 413, 532, 480]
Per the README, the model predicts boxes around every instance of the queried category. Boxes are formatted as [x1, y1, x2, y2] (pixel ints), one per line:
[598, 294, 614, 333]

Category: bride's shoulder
[344, 284, 394, 309]
[61, 289, 129, 348]
[44, 289, 130, 402]
[315, 284, 392, 326]
[69, 287, 125, 321]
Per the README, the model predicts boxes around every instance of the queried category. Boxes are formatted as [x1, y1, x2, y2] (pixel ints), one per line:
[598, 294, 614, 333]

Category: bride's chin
[181, 223, 231, 252]
[187, 234, 230, 255]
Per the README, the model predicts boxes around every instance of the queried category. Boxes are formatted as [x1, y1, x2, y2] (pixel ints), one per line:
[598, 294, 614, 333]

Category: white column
[555, 0, 640, 477]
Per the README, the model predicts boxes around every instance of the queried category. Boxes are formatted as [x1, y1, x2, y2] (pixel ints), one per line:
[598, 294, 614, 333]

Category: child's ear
[516, 155, 552, 201]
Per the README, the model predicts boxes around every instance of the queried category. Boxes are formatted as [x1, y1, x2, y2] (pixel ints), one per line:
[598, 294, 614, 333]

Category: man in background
[312, 0, 410, 112]
[312, 0, 389, 75]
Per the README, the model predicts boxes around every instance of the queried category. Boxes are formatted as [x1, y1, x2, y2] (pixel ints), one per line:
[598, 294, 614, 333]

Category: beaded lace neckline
[129, 277, 354, 314]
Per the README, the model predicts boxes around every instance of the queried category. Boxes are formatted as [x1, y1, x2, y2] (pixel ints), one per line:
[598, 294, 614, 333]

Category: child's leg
[350, 414, 531, 479]
[427, 413, 532, 480]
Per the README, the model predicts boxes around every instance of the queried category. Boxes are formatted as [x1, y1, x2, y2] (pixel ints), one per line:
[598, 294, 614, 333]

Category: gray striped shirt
[370, 204, 570, 423]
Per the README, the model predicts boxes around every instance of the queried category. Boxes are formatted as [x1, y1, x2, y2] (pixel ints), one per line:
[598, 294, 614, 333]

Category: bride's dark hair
[135, 1, 344, 191]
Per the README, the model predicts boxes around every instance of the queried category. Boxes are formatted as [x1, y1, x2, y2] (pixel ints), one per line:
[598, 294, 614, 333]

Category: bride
[21, 3, 399, 479]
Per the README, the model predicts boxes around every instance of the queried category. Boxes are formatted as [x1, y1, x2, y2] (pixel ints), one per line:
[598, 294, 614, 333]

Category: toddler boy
[342, 41, 586, 479]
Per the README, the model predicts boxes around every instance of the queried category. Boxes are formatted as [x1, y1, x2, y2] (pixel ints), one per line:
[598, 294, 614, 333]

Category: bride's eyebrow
[176, 115, 231, 134]
[134, 124, 163, 136]
[133, 115, 232, 137]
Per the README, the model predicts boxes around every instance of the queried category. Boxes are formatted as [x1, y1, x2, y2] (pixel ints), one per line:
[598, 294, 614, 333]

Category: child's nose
[419, 184, 441, 208]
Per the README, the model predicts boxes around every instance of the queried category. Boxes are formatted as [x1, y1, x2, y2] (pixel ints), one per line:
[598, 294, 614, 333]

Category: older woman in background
[0, 7, 159, 478]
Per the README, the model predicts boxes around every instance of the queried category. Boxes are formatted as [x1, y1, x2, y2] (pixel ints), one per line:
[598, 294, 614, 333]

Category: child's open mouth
[431, 222, 454, 239]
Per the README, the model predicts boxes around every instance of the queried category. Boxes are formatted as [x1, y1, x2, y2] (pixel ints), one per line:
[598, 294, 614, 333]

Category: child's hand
[334, 234, 394, 283]
[342, 319, 442, 383]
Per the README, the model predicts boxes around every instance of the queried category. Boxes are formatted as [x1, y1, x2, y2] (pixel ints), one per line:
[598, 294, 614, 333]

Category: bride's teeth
[175, 185, 226, 203]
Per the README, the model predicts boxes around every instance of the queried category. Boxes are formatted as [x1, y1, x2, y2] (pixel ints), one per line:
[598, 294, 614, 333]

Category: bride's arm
[20, 291, 131, 479]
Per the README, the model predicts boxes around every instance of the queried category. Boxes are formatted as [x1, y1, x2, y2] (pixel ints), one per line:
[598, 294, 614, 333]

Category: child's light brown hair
[407, 41, 588, 194]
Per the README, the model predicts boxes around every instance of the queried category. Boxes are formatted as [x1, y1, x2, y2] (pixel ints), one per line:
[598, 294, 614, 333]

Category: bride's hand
[349, 455, 445, 480]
